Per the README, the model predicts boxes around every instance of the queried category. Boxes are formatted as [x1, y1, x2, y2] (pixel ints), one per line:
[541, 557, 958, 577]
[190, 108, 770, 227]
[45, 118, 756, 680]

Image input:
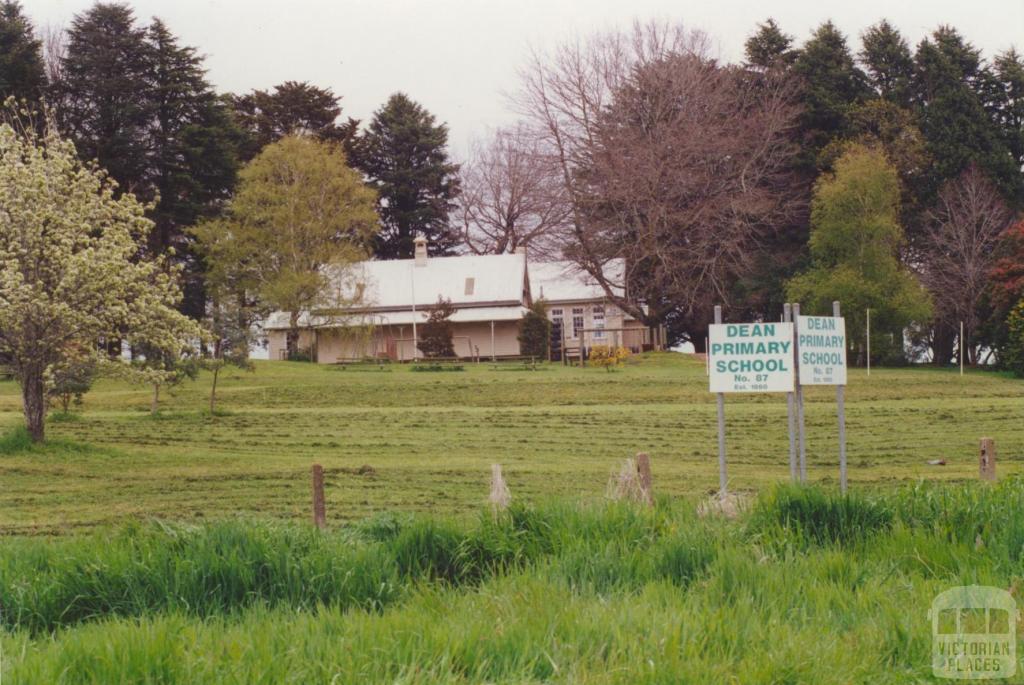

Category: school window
[592, 305, 605, 338]
[550, 308, 563, 327]
[572, 307, 584, 338]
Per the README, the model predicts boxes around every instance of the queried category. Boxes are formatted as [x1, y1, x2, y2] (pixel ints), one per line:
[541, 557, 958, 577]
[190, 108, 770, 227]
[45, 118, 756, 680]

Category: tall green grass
[0, 500, 715, 634]
[4, 482, 1024, 683]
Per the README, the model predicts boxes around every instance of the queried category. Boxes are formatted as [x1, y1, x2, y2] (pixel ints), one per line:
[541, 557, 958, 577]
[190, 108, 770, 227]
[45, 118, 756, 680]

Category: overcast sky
[30, 0, 1024, 157]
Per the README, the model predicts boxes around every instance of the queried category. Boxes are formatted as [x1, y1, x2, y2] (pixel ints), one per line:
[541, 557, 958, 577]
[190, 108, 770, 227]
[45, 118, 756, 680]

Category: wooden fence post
[311, 463, 326, 529]
[979, 438, 997, 482]
[635, 452, 653, 505]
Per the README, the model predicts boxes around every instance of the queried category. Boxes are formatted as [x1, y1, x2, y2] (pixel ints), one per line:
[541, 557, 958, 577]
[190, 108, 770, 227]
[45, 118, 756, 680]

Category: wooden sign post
[311, 463, 326, 529]
[635, 452, 653, 505]
[980, 438, 997, 482]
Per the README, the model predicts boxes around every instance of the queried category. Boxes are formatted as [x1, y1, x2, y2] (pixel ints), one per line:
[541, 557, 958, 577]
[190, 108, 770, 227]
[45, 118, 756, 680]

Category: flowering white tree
[0, 118, 201, 441]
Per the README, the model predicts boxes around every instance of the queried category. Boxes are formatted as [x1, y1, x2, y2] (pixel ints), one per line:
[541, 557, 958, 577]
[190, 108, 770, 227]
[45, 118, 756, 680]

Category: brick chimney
[414, 234, 428, 267]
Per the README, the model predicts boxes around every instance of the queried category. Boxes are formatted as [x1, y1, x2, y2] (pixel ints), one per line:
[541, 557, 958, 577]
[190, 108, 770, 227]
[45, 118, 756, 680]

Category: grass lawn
[0, 352, 1022, 534]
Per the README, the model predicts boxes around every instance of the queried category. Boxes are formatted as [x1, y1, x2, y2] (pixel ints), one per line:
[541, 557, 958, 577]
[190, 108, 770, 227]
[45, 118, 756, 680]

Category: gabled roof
[529, 259, 626, 303]
[344, 253, 527, 310]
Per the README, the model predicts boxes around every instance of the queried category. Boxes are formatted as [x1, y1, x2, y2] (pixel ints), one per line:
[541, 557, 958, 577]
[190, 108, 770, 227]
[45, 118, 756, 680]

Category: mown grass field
[0, 352, 1021, 534]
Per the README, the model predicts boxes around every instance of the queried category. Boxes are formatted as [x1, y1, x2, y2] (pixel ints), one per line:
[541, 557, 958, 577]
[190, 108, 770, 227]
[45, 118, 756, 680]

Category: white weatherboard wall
[797, 316, 847, 386]
[709, 323, 795, 393]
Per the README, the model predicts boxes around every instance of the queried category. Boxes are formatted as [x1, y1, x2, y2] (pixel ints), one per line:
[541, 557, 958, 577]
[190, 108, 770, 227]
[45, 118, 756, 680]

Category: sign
[709, 322, 794, 393]
[797, 316, 847, 386]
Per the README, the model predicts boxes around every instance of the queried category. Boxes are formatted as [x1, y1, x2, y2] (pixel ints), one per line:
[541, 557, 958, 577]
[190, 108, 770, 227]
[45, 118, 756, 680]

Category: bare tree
[515, 21, 803, 349]
[39, 23, 66, 90]
[455, 124, 570, 257]
[920, 166, 1013, 364]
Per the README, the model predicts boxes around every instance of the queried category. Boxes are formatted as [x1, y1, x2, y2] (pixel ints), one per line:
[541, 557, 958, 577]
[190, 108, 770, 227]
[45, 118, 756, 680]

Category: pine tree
[56, 6, 240, 319]
[792, 22, 871, 168]
[860, 20, 914, 106]
[56, 3, 153, 196]
[230, 81, 358, 160]
[912, 28, 1021, 204]
[417, 297, 457, 358]
[993, 49, 1024, 177]
[146, 19, 241, 317]
[744, 19, 797, 72]
[0, 1, 45, 102]
[352, 93, 461, 259]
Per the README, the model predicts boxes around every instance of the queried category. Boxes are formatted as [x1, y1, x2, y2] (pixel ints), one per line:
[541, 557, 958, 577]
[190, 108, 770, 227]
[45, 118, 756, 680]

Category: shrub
[47, 347, 97, 413]
[418, 297, 457, 358]
[518, 300, 551, 359]
[1003, 299, 1024, 377]
[588, 345, 629, 371]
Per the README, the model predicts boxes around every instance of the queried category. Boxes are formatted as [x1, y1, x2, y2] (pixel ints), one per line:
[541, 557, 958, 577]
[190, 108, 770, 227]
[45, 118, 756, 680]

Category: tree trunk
[151, 383, 160, 415]
[932, 322, 955, 366]
[287, 311, 301, 360]
[20, 364, 45, 442]
[209, 367, 219, 414]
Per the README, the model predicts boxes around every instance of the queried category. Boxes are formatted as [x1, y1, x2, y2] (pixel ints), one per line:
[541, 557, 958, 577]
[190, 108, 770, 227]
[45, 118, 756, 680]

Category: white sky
[29, 0, 1024, 157]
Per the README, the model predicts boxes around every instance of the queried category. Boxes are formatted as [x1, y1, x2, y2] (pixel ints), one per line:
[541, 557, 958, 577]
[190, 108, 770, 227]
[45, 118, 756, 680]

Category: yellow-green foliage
[1005, 299, 1024, 377]
[787, 144, 932, 361]
[588, 345, 630, 370]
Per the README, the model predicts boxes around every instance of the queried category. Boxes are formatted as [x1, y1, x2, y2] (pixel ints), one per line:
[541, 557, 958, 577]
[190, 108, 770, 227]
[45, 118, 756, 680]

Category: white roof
[529, 259, 626, 303]
[344, 253, 526, 310]
[263, 253, 637, 331]
[265, 305, 528, 330]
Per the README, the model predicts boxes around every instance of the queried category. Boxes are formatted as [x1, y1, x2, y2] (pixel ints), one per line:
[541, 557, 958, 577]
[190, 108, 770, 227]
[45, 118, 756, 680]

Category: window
[572, 307, 584, 339]
[592, 305, 605, 339]
[549, 308, 564, 336]
[464, 277, 475, 296]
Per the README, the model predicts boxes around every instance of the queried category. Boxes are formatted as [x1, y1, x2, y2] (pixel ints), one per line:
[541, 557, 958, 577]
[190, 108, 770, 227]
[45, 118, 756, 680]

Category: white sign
[709, 322, 795, 393]
[797, 316, 847, 386]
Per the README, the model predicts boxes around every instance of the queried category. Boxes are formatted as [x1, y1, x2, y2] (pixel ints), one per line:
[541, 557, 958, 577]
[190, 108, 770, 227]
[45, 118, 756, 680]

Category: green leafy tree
[821, 99, 932, 242]
[352, 93, 461, 258]
[786, 144, 932, 365]
[193, 135, 377, 358]
[518, 300, 551, 359]
[417, 297, 457, 358]
[1003, 299, 1024, 377]
[0, 116, 201, 441]
[860, 20, 914, 106]
[744, 19, 798, 72]
[230, 81, 359, 161]
[792, 21, 871, 168]
[0, 1, 45, 102]
[202, 290, 256, 414]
